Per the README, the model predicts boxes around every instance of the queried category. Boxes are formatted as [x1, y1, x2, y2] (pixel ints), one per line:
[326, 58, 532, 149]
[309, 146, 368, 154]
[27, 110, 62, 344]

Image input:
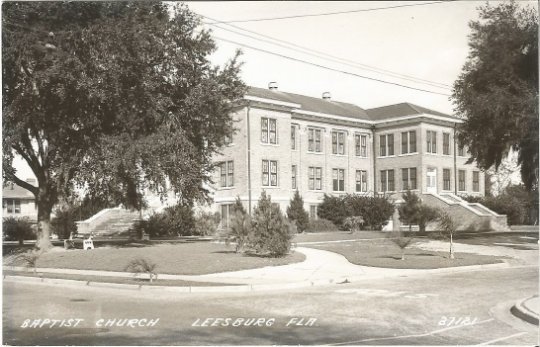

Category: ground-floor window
[3, 199, 21, 214]
[332, 168, 345, 191]
[458, 170, 466, 191]
[473, 171, 480, 192]
[355, 170, 368, 192]
[380, 169, 395, 192]
[401, 168, 417, 190]
[309, 205, 318, 220]
[443, 169, 451, 191]
[308, 167, 323, 190]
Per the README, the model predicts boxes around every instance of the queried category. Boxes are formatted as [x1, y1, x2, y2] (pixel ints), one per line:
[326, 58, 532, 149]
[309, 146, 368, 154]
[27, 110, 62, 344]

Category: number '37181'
[438, 316, 478, 326]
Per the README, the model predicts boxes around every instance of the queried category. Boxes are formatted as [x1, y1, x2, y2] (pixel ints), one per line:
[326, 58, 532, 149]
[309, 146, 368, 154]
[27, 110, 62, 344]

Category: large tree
[452, 1, 538, 192]
[2, 2, 246, 249]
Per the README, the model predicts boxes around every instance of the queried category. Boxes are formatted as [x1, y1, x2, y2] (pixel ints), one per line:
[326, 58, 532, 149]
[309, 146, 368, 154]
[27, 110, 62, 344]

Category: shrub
[437, 212, 458, 259]
[15, 249, 43, 273]
[317, 194, 348, 228]
[134, 204, 195, 238]
[361, 196, 394, 231]
[343, 216, 364, 233]
[286, 190, 309, 233]
[51, 205, 78, 239]
[227, 197, 251, 252]
[3, 217, 35, 245]
[398, 191, 422, 231]
[417, 205, 440, 233]
[389, 230, 415, 260]
[306, 218, 339, 232]
[124, 257, 158, 282]
[193, 211, 220, 236]
[248, 191, 295, 257]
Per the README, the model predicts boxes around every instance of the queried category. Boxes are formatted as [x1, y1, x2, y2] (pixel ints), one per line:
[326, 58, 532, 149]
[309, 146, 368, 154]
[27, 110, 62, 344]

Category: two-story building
[2, 179, 38, 222]
[211, 84, 507, 231]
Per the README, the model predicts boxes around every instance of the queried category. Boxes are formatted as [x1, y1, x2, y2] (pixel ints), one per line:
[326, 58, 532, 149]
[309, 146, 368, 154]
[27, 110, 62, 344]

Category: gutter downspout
[247, 105, 252, 214]
[371, 125, 377, 196]
[453, 123, 457, 195]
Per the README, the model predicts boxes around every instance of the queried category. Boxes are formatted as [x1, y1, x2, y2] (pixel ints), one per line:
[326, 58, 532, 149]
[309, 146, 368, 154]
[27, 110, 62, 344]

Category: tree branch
[7, 173, 38, 197]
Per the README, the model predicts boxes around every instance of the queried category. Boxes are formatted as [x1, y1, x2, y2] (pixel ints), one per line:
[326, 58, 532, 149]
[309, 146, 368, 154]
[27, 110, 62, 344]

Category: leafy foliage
[318, 194, 394, 230]
[437, 212, 458, 259]
[3, 217, 35, 245]
[343, 216, 364, 233]
[193, 211, 221, 236]
[227, 197, 251, 252]
[2, 2, 246, 248]
[398, 191, 422, 230]
[51, 205, 77, 239]
[133, 204, 195, 238]
[15, 249, 43, 273]
[389, 230, 415, 260]
[307, 218, 339, 233]
[249, 191, 295, 257]
[286, 190, 309, 233]
[416, 205, 440, 233]
[124, 257, 158, 282]
[452, 1, 538, 191]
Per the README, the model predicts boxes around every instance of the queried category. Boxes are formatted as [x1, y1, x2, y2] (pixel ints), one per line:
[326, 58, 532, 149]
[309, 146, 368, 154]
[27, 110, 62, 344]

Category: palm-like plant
[124, 257, 158, 282]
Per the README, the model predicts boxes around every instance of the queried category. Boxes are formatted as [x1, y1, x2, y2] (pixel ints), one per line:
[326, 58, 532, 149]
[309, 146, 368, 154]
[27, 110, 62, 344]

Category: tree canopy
[2, 2, 246, 248]
[452, 1, 538, 192]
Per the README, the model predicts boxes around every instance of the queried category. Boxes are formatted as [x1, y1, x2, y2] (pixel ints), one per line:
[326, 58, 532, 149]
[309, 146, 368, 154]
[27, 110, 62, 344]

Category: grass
[4, 242, 305, 275]
[305, 239, 507, 269]
[3, 271, 240, 287]
[294, 230, 387, 243]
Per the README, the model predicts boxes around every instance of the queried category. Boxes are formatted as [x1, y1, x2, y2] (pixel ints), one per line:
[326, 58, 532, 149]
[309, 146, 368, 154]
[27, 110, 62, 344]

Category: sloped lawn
[306, 239, 507, 269]
[5, 242, 305, 275]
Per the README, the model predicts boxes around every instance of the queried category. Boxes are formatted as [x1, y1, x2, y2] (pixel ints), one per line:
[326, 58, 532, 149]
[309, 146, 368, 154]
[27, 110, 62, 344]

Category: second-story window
[219, 161, 234, 187]
[308, 167, 323, 190]
[332, 131, 346, 155]
[427, 130, 437, 153]
[355, 134, 367, 157]
[332, 168, 345, 191]
[443, 133, 450, 155]
[262, 160, 278, 187]
[401, 130, 417, 154]
[261, 117, 277, 144]
[308, 128, 323, 153]
[380, 134, 394, 156]
[291, 126, 296, 150]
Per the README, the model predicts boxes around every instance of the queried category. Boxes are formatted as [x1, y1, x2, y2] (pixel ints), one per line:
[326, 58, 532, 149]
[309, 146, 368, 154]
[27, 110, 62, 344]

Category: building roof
[3, 183, 35, 199]
[246, 86, 371, 121]
[366, 102, 455, 121]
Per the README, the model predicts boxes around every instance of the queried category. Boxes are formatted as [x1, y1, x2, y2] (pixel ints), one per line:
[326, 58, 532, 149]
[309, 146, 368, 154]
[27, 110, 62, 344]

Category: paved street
[3, 265, 538, 345]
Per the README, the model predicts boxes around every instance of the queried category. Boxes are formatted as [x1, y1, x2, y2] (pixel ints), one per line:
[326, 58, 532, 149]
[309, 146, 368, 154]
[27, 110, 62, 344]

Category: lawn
[305, 239, 506, 269]
[3, 271, 240, 287]
[294, 230, 388, 243]
[4, 242, 305, 275]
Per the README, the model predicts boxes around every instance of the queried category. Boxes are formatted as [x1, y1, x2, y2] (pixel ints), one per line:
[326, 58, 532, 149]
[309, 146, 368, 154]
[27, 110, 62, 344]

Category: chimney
[322, 92, 331, 100]
[268, 82, 278, 90]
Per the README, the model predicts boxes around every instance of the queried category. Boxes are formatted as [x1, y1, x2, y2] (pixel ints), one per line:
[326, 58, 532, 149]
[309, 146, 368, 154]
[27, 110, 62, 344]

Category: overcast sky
[187, 0, 537, 114]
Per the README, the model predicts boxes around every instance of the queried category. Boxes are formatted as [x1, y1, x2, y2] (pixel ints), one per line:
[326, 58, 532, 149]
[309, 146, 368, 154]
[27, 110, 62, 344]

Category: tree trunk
[401, 249, 405, 260]
[36, 197, 54, 250]
[449, 233, 454, 259]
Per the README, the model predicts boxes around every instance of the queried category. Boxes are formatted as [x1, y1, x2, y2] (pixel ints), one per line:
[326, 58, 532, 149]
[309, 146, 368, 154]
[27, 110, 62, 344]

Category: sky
[11, 0, 537, 182]
[186, 0, 536, 114]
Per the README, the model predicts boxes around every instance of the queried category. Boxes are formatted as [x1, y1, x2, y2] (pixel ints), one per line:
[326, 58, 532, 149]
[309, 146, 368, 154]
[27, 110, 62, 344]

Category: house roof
[366, 102, 455, 121]
[246, 87, 371, 121]
[3, 183, 35, 199]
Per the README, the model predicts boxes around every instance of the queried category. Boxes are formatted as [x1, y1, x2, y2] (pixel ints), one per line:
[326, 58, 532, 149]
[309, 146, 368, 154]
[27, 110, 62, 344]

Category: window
[332, 131, 346, 155]
[261, 117, 277, 144]
[262, 160, 278, 187]
[400, 131, 417, 154]
[355, 170, 368, 192]
[292, 165, 297, 190]
[443, 133, 450, 155]
[4, 199, 20, 214]
[380, 134, 394, 156]
[473, 171, 480, 192]
[308, 128, 323, 153]
[355, 134, 368, 157]
[220, 204, 233, 229]
[380, 170, 395, 192]
[443, 169, 451, 191]
[458, 139, 465, 156]
[332, 169, 345, 191]
[308, 167, 323, 190]
[219, 161, 234, 187]
[291, 126, 296, 150]
[401, 168, 417, 190]
[310, 205, 318, 220]
[458, 170, 466, 191]
[427, 130, 437, 153]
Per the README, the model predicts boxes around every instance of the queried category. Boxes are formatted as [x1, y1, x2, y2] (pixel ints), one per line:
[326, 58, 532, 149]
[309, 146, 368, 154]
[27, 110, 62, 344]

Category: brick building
[211, 85, 507, 231]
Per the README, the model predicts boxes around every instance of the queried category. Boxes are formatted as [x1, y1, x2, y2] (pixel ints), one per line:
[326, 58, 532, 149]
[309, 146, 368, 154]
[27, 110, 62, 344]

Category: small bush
[193, 211, 220, 236]
[3, 217, 35, 245]
[307, 219, 339, 232]
[51, 206, 78, 239]
[15, 249, 43, 273]
[286, 190, 309, 233]
[124, 257, 158, 282]
[248, 191, 295, 257]
[227, 197, 251, 252]
[388, 230, 415, 260]
[360, 196, 394, 231]
[317, 194, 348, 228]
[416, 205, 440, 233]
[343, 216, 364, 233]
[134, 204, 195, 238]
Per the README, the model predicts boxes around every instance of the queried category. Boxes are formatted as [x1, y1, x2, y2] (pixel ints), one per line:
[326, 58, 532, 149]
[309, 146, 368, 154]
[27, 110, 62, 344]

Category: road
[3, 265, 538, 345]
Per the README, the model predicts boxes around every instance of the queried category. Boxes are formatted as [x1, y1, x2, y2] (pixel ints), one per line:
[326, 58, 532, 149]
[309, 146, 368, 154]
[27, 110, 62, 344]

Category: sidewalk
[511, 296, 539, 325]
[3, 246, 516, 290]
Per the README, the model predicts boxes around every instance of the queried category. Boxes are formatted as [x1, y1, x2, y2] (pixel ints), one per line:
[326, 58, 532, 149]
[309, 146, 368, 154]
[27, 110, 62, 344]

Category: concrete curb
[511, 296, 539, 325]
